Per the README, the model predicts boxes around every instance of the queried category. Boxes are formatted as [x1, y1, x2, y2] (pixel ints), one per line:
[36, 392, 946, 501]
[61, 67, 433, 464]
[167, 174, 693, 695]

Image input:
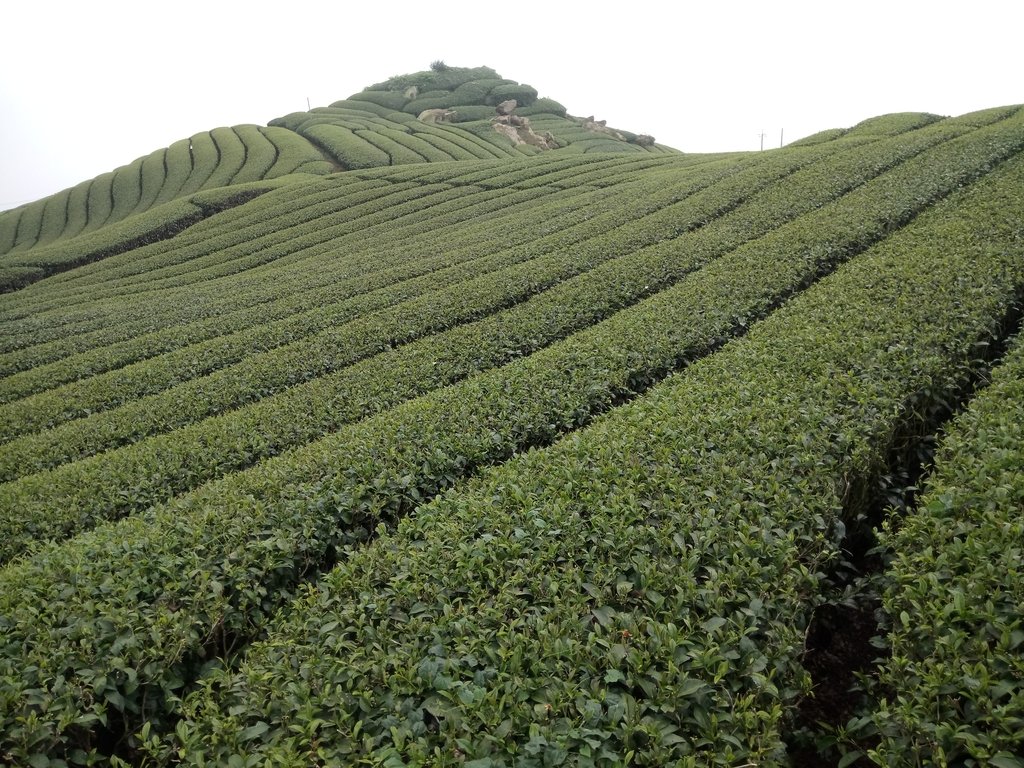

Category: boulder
[580, 116, 625, 142]
[418, 108, 457, 124]
[491, 114, 557, 150]
[493, 122, 523, 145]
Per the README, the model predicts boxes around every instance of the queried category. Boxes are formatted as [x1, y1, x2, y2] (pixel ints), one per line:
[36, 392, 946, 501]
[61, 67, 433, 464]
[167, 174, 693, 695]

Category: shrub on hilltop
[372, 65, 500, 94]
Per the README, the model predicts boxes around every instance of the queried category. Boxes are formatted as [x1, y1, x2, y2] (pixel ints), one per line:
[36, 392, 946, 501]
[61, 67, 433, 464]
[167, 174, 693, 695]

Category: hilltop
[0, 65, 673, 291]
[0, 67, 1022, 767]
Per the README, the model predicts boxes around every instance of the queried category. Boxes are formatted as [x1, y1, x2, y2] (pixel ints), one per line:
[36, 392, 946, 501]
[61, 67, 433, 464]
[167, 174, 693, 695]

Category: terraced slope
[0, 131, 332, 266]
[177, 128, 1024, 768]
[277, 65, 673, 168]
[0, 66, 672, 291]
[0, 82, 1022, 766]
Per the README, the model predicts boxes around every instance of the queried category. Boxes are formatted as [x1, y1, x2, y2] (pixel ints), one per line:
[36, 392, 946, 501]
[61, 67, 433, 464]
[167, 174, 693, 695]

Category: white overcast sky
[2, 0, 1021, 210]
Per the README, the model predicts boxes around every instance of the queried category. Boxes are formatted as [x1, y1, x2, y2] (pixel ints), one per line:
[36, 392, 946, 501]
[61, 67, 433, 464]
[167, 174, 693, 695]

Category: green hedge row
[0, 175, 323, 330]
[0, 176, 303, 317]
[445, 105, 496, 122]
[375, 127, 456, 163]
[420, 153, 715, 192]
[0, 140, 832, 441]
[787, 127, 849, 147]
[3, 118, 1023, 763]
[0, 266, 44, 293]
[227, 126, 276, 184]
[423, 155, 617, 187]
[0, 105, 978, 364]
[81, 171, 115, 235]
[844, 111, 943, 137]
[0, 88, 536, 264]
[579, 139, 648, 154]
[204, 128, 248, 189]
[1, 179, 380, 325]
[0, 181, 438, 339]
[131, 149, 168, 216]
[344, 90, 409, 110]
[326, 100, 410, 119]
[292, 158, 337, 175]
[0, 176, 548, 367]
[0, 187, 520, 393]
[267, 110, 309, 131]
[71, 182, 505, 312]
[173, 132, 219, 197]
[35, 188, 72, 249]
[457, 121, 539, 156]
[0, 197, 205, 282]
[9, 192, 48, 251]
[0, 147, 828, 549]
[0, 112, 1000, 428]
[108, 157, 145, 225]
[356, 128, 428, 165]
[427, 120, 524, 157]
[859, 332, 1024, 765]
[405, 95, 460, 114]
[790, 108, 1013, 151]
[0, 182, 451, 373]
[62, 180, 93, 241]
[0, 176, 395, 315]
[540, 127, 628, 144]
[457, 77, 514, 93]
[130, 152, 165, 212]
[517, 97, 568, 117]
[410, 122, 507, 160]
[0, 110, 999, 358]
[450, 81, 489, 104]
[0, 164, 744, 494]
[313, 114, 403, 133]
[301, 124, 391, 169]
[0, 204, 21, 253]
[0, 178, 641, 401]
[543, 155, 724, 190]
[402, 127, 486, 161]
[485, 83, 538, 107]
[283, 100, 555, 168]
[0, 186, 415, 348]
[171, 146, 1024, 768]
[151, 137, 195, 205]
[0, 185, 624, 451]
[346, 156, 535, 185]
[261, 126, 334, 177]
[0, 123, 330, 267]
[0, 154, 690, 335]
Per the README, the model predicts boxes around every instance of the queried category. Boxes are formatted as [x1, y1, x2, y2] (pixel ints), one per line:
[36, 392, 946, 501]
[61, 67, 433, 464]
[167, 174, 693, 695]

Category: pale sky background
[1, 0, 1021, 211]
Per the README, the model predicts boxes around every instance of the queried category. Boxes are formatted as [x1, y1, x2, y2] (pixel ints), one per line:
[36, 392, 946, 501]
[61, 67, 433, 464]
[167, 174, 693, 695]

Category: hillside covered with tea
[0, 66, 1022, 767]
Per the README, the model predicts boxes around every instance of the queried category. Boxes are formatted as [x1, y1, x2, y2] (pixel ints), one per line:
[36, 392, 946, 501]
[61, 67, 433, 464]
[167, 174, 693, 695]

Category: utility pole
[780, 128, 784, 148]
[307, 96, 312, 111]
[758, 130, 767, 151]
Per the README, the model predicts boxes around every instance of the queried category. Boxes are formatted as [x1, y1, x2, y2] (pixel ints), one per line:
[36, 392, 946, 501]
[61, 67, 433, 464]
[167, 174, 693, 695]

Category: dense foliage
[863, 333, 1024, 766]
[0, 69, 1022, 766]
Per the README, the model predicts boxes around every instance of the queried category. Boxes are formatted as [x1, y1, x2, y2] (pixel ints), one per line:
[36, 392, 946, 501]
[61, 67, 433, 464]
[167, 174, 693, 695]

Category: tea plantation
[0, 66, 1021, 766]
